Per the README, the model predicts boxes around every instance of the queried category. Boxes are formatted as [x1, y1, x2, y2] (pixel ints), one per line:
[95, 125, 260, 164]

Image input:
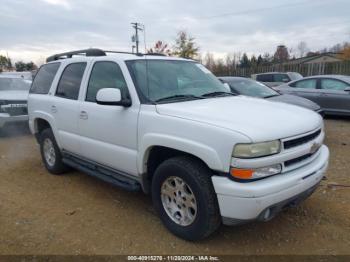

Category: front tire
[39, 128, 68, 175]
[152, 156, 221, 241]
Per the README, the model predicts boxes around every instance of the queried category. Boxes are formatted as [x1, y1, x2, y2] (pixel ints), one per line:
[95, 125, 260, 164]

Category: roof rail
[146, 53, 167, 56]
[104, 50, 143, 57]
[46, 48, 169, 62]
[46, 48, 106, 62]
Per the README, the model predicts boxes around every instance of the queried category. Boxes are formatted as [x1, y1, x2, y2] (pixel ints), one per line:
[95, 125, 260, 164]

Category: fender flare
[138, 133, 223, 174]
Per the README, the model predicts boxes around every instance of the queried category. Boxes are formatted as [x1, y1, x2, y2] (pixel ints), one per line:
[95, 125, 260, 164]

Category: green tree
[0, 55, 12, 71]
[15, 61, 26, 72]
[173, 31, 199, 59]
[239, 53, 250, 68]
[15, 61, 37, 72]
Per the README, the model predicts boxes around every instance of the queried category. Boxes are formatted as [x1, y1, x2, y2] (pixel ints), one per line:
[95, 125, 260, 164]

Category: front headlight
[233, 140, 281, 158]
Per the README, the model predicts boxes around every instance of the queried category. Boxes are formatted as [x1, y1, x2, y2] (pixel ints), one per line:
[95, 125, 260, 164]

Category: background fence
[226, 61, 350, 77]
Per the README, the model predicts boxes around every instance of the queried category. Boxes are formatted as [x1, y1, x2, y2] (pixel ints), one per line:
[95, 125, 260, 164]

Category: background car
[0, 76, 31, 129]
[252, 72, 303, 87]
[0, 71, 34, 81]
[275, 75, 350, 116]
[219, 77, 322, 113]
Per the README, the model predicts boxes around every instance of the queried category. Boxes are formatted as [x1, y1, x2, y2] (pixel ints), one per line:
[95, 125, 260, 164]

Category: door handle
[51, 105, 57, 113]
[80, 111, 88, 120]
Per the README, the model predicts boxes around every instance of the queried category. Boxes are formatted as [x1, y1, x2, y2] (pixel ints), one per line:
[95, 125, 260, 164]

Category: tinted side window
[256, 74, 273, 82]
[321, 79, 349, 91]
[56, 63, 86, 100]
[273, 74, 290, 82]
[86, 61, 128, 102]
[30, 63, 60, 94]
[292, 79, 317, 89]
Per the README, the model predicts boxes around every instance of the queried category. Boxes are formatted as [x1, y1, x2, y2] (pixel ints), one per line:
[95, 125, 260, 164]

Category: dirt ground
[0, 118, 349, 255]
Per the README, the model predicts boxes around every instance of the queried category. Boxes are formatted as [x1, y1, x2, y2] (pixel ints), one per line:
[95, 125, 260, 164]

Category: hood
[0, 90, 29, 101]
[156, 96, 323, 142]
[267, 94, 320, 111]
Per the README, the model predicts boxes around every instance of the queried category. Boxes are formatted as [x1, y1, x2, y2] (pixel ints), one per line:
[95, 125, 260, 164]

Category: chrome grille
[284, 129, 321, 150]
[1, 101, 27, 116]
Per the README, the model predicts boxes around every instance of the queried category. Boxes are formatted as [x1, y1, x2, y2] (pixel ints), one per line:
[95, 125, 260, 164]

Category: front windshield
[126, 60, 229, 103]
[0, 78, 31, 91]
[228, 78, 279, 98]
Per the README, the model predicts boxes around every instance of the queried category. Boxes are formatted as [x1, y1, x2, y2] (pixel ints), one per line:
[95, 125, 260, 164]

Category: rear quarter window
[256, 74, 273, 82]
[30, 63, 60, 94]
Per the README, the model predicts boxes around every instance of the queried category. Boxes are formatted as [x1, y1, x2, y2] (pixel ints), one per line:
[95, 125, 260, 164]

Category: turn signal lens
[230, 168, 254, 179]
[230, 164, 282, 180]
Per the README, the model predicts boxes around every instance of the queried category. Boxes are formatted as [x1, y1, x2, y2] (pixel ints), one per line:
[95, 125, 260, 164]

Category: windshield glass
[0, 78, 31, 91]
[126, 60, 229, 103]
[227, 78, 279, 98]
[289, 72, 303, 81]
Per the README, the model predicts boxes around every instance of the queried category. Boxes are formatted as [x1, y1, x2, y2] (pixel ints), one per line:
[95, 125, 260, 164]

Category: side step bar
[62, 156, 141, 192]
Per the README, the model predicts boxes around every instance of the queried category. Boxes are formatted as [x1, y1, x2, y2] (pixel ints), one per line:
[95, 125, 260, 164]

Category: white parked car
[0, 76, 31, 129]
[28, 49, 329, 240]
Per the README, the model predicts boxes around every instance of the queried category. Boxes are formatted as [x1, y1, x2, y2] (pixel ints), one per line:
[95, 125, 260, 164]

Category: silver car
[252, 72, 303, 87]
[276, 75, 350, 116]
[218, 77, 322, 114]
[0, 76, 31, 129]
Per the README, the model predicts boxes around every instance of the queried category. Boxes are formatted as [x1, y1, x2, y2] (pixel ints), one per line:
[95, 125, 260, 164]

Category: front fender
[138, 133, 223, 174]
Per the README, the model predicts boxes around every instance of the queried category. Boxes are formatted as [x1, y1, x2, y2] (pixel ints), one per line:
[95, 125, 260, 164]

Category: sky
[0, 0, 349, 64]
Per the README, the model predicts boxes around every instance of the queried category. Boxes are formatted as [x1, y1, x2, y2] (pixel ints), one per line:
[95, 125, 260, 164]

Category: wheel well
[144, 146, 209, 193]
[36, 118, 51, 134]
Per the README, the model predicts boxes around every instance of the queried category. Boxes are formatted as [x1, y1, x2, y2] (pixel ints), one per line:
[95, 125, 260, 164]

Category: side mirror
[96, 88, 131, 107]
[345, 87, 350, 92]
[282, 78, 290, 83]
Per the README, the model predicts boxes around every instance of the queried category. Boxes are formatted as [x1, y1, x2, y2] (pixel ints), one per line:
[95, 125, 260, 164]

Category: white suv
[28, 49, 329, 240]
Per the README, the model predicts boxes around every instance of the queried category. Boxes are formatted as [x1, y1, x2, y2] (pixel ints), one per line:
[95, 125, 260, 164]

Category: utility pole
[131, 22, 143, 53]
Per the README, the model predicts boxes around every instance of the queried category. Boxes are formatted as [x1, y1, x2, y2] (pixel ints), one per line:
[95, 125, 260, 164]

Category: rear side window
[273, 74, 290, 82]
[56, 63, 86, 100]
[86, 61, 129, 102]
[291, 79, 317, 89]
[256, 74, 273, 82]
[320, 79, 349, 91]
[30, 63, 60, 94]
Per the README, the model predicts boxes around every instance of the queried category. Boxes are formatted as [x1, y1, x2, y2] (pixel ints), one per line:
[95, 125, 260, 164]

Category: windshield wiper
[155, 94, 204, 103]
[263, 94, 280, 98]
[201, 91, 237, 98]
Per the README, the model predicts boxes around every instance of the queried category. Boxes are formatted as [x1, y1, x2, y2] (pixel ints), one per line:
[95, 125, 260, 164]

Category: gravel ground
[0, 118, 349, 255]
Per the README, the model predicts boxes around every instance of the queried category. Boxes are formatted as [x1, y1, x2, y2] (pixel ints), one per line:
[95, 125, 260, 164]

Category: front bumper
[212, 145, 329, 224]
[0, 113, 29, 128]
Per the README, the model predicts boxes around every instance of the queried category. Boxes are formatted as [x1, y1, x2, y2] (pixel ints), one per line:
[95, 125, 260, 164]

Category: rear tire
[39, 128, 68, 175]
[151, 156, 221, 241]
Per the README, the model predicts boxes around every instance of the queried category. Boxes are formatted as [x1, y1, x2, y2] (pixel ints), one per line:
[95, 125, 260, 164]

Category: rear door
[52, 62, 87, 154]
[318, 78, 350, 115]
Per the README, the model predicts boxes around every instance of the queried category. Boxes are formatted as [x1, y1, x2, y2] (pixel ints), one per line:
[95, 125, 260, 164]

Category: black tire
[39, 128, 68, 175]
[151, 156, 221, 241]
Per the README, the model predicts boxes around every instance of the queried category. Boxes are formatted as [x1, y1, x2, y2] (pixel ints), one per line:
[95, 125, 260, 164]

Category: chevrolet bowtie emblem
[310, 142, 321, 154]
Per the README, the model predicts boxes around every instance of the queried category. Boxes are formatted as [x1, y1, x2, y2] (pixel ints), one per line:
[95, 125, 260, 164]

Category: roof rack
[46, 48, 106, 62]
[46, 48, 169, 62]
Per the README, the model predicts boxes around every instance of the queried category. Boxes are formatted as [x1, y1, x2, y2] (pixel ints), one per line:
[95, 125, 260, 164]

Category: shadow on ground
[0, 123, 31, 138]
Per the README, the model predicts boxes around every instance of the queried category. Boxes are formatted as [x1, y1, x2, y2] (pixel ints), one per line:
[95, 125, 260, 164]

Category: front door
[78, 61, 139, 176]
[318, 78, 350, 114]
